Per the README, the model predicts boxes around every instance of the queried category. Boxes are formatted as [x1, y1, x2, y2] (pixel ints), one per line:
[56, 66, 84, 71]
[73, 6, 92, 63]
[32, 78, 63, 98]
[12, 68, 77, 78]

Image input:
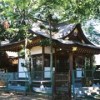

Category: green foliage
[39, 39, 51, 46]
[19, 49, 25, 57]
[36, 0, 100, 23]
[83, 20, 100, 45]
[0, 0, 38, 42]
[39, 38, 56, 46]
[0, 0, 100, 42]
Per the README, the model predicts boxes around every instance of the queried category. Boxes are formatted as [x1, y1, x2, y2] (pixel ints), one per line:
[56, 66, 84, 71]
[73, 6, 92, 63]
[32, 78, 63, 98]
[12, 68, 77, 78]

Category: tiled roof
[31, 21, 76, 39]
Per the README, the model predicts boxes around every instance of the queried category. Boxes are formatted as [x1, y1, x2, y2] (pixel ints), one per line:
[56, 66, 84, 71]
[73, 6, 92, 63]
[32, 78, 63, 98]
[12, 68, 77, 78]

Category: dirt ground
[0, 92, 50, 100]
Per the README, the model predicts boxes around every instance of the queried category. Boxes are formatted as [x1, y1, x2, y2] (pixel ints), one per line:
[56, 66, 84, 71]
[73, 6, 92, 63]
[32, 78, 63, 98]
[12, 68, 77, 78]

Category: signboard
[18, 58, 28, 78]
[76, 68, 83, 78]
[44, 67, 55, 78]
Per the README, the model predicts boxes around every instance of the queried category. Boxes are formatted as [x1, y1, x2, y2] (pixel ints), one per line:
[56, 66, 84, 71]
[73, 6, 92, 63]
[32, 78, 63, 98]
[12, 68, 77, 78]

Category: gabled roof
[31, 21, 76, 39]
[60, 24, 93, 44]
[30, 21, 100, 54]
[0, 21, 100, 54]
[31, 21, 93, 45]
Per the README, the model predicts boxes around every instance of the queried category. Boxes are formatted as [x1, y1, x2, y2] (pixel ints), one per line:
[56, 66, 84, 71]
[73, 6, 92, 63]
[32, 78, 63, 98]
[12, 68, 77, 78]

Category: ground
[0, 92, 50, 100]
[0, 91, 99, 100]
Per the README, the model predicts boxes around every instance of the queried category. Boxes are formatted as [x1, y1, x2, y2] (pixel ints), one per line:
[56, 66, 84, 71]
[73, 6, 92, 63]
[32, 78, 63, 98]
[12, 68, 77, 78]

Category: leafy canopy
[0, 0, 100, 42]
[0, 0, 39, 42]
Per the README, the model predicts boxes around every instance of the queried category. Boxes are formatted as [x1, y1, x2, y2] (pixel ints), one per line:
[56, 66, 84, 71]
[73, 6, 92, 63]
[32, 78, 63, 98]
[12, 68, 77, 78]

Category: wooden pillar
[54, 48, 57, 95]
[90, 55, 93, 69]
[68, 52, 73, 100]
[90, 55, 93, 78]
[54, 48, 57, 73]
[42, 46, 45, 79]
[30, 55, 34, 80]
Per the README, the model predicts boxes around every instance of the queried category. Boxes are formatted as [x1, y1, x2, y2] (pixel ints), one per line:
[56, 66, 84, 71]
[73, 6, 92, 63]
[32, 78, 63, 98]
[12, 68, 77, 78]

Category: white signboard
[44, 67, 55, 78]
[76, 68, 83, 78]
[18, 58, 28, 78]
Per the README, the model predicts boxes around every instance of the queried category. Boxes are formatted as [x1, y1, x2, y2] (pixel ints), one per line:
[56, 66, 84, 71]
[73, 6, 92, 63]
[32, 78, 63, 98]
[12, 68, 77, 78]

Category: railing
[72, 69, 100, 99]
[72, 69, 94, 88]
[55, 73, 68, 81]
[0, 71, 54, 93]
[0, 70, 96, 85]
[0, 71, 52, 81]
[0, 69, 98, 99]
[0, 71, 69, 96]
